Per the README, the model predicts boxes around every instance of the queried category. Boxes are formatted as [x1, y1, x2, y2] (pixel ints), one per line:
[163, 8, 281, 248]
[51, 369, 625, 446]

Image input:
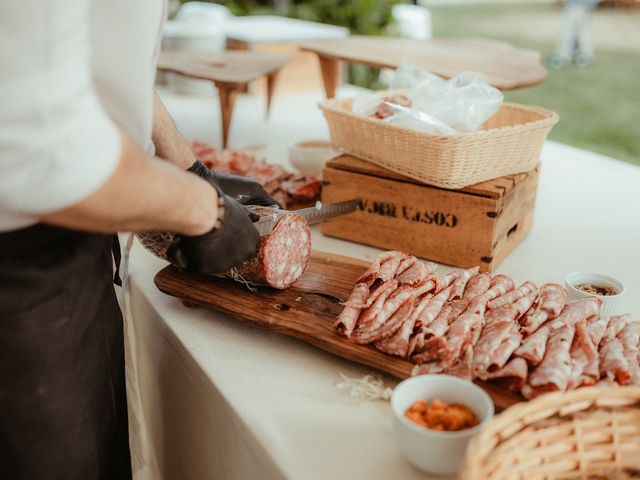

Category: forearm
[42, 133, 217, 236]
[151, 92, 196, 169]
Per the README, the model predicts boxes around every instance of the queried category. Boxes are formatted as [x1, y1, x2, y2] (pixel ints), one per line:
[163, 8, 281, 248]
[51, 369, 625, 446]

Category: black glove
[167, 183, 260, 275]
[188, 160, 280, 207]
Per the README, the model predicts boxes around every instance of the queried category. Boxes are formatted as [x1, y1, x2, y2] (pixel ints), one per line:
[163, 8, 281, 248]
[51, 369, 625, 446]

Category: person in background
[0, 1, 276, 479]
[550, 0, 601, 69]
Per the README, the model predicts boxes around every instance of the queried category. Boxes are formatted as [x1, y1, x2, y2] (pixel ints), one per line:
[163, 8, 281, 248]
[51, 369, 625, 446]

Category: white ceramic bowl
[565, 271, 625, 317]
[288, 140, 339, 177]
[391, 375, 494, 475]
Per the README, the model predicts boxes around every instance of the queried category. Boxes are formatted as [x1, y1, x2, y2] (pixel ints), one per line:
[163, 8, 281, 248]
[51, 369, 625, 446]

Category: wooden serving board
[155, 251, 522, 408]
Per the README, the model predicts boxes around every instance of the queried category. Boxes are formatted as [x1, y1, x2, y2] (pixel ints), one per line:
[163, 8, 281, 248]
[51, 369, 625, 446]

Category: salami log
[228, 212, 311, 289]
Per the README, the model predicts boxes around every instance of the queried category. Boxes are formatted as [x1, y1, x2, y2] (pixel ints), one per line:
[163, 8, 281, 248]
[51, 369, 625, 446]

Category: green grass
[427, 3, 640, 166]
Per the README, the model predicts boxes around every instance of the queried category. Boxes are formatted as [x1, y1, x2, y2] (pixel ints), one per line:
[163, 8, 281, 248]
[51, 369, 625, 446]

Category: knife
[253, 199, 361, 236]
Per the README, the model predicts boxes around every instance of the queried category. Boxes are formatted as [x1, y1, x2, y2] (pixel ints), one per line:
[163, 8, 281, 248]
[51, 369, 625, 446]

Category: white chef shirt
[0, 0, 166, 232]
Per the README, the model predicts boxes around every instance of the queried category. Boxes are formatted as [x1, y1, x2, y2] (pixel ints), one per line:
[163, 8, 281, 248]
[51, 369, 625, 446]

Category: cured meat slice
[526, 322, 575, 397]
[229, 212, 311, 290]
[368, 296, 415, 343]
[513, 291, 538, 321]
[473, 317, 517, 376]
[486, 357, 528, 392]
[515, 324, 550, 365]
[280, 175, 322, 202]
[603, 314, 632, 342]
[356, 251, 404, 286]
[443, 295, 487, 361]
[525, 298, 601, 395]
[485, 275, 515, 301]
[335, 283, 369, 337]
[451, 266, 480, 300]
[586, 315, 609, 347]
[364, 279, 399, 309]
[462, 272, 491, 300]
[486, 325, 521, 373]
[520, 284, 568, 335]
[407, 286, 453, 356]
[433, 271, 458, 295]
[599, 338, 630, 384]
[378, 253, 410, 283]
[351, 286, 414, 344]
[444, 346, 474, 380]
[375, 315, 420, 358]
[617, 321, 640, 385]
[398, 261, 432, 287]
[488, 281, 538, 310]
[353, 280, 398, 331]
[569, 320, 599, 388]
[411, 298, 467, 364]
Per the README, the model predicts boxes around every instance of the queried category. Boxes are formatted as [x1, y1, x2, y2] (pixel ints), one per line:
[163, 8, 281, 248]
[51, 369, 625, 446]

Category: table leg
[318, 55, 340, 99]
[216, 82, 237, 148]
[266, 71, 279, 118]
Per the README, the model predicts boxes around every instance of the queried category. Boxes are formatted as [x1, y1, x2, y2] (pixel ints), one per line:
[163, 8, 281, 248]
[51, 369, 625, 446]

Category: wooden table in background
[157, 50, 290, 147]
[301, 35, 548, 97]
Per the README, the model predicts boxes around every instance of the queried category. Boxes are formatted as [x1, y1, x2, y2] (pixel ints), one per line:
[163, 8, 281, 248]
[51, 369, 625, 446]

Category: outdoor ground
[427, 2, 640, 165]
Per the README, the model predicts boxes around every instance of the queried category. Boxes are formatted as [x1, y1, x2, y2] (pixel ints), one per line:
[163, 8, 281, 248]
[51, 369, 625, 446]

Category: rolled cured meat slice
[617, 321, 640, 385]
[407, 286, 453, 356]
[444, 295, 488, 360]
[486, 326, 521, 374]
[229, 212, 311, 289]
[599, 338, 630, 384]
[526, 298, 600, 397]
[397, 260, 437, 287]
[450, 266, 480, 300]
[444, 346, 474, 380]
[603, 314, 632, 342]
[411, 298, 468, 364]
[353, 280, 398, 332]
[351, 286, 414, 344]
[485, 275, 515, 301]
[486, 357, 528, 392]
[473, 303, 520, 376]
[569, 320, 599, 388]
[462, 273, 491, 300]
[520, 283, 568, 335]
[514, 324, 550, 365]
[374, 315, 420, 358]
[356, 251, 406, 286]
[586, 315, 609, 347]
[335, 283, 369, 337]
[488, 281, 538, 310]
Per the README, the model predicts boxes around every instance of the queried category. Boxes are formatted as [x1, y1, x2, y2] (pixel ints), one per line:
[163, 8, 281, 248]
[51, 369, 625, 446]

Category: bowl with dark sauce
[565, 271, 625, 317]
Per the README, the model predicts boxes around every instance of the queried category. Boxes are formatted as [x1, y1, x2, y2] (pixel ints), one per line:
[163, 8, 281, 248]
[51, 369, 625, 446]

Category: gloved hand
[188, 160, 280, 207]
[167, 182, 260, 275]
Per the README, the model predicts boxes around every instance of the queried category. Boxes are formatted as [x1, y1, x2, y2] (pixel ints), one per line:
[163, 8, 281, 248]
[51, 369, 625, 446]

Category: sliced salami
[398, 260, 433, 287]
[356, 251, 404, 286]
[488, 281, 538, 310]
[351, 286, 414, 344]
[569, 320, 599, 388]
[335, 283, 369, 337]
[486, 357, 528, 392]
[515, 324, 550, 365]
[520, 283, 568, 335]
[462, 272, 491, 300]
[617, 321, 640, 385]
[451, 266, 480, 300]
[585, 315, 609, 347]
[375, 315, 420, 358]
[599, 338, 630, 384]
[485, 275, 515, 301]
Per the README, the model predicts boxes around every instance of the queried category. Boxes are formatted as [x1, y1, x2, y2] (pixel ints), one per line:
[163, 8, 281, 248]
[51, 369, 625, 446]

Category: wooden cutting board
[154, 251, 522, 408]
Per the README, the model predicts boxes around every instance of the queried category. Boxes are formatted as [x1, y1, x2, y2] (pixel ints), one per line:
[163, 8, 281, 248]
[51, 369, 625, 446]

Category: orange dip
[405, 399, 479, 432]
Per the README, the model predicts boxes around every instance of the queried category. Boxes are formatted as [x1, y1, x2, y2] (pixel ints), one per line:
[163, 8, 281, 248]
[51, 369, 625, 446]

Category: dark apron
[0, 224, 131, 480]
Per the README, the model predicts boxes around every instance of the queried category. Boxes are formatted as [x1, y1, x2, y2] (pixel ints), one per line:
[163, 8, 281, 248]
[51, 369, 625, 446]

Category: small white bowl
[565, 271, 625, 317]
[288, 140, 339, 177]
[391, 375, 494, 475]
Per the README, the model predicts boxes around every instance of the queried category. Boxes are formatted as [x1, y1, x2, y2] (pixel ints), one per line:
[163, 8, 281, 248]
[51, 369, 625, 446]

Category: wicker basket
[320, 97, 558, 189]
[463, 387, 640, 479]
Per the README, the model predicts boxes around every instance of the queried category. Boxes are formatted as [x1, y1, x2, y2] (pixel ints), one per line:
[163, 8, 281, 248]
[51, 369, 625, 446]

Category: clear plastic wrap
[353, 59, 504, 135]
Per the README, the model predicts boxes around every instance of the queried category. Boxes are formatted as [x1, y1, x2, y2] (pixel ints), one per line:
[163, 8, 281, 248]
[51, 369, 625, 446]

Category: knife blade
[253, 199, 361, 236]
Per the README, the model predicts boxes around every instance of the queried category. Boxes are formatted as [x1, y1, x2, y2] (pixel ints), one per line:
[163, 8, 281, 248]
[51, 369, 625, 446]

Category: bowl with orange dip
[391, 375, 494, 475]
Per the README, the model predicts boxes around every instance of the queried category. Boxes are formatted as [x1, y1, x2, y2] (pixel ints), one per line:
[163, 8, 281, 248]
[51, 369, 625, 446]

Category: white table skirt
[123, 88, 640, 480]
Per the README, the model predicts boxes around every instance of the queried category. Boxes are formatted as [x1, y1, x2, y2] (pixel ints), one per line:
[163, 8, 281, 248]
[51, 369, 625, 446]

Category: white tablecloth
[124, 88, 640, 480]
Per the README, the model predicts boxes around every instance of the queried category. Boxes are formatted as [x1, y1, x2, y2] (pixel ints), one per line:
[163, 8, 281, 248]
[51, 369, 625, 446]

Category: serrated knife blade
[253, 199, 361, 236]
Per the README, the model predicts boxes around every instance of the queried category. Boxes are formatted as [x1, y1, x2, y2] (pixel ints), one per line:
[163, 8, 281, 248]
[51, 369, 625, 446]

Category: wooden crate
[321, 155, 540, 272]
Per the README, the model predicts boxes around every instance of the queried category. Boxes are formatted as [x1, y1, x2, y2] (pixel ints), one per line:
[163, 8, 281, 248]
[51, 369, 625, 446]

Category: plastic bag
[353, 59, 504, 135]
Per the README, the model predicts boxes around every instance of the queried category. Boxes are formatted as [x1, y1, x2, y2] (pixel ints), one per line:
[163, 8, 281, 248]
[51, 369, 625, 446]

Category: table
[224, 15, 349, 49]
[124, 88, 640, 480]
[301, 35, 548, 97]
[157, 50, 290, 147]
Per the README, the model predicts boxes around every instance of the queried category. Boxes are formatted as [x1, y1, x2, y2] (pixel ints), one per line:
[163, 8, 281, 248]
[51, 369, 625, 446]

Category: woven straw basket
[320, 97, 558, 189]
[463, 387, 640, 479]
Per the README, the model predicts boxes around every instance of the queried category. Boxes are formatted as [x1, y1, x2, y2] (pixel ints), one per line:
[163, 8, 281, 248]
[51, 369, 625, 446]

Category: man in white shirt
[0, 1, 276, 478]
